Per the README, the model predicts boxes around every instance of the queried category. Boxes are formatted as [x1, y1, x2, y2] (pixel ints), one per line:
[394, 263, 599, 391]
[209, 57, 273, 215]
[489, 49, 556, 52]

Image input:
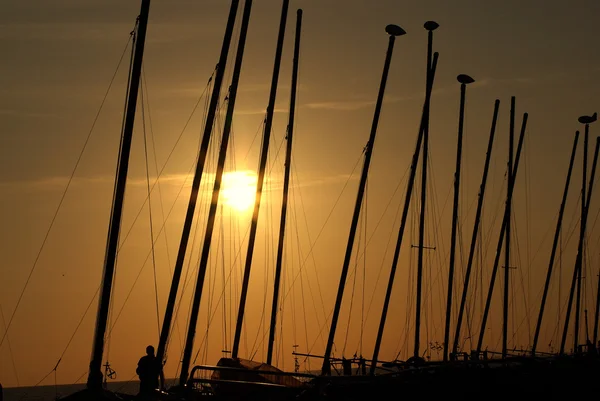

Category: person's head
[146, 345, 155, 356]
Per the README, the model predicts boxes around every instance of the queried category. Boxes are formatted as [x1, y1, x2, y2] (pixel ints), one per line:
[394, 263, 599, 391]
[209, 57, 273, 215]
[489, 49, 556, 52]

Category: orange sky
[1, 0, 600, 389]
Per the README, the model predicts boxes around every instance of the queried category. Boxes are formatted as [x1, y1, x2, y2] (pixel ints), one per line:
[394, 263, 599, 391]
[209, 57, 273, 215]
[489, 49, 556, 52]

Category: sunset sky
[1, 0, 600, 389]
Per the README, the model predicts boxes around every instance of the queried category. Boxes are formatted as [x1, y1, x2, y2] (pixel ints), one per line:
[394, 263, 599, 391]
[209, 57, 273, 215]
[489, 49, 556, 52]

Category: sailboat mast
[156, 0, 239, 370]
[532, 131, 579, 355]
[560, 113, 598, 354]
[443, 74, 474, 362]
[594, 266, 600, 345]
[502, 96, 515, 359]
[370, 51, 438, 374]
[452, 99, 499, 357]
[231, 0, 289, 359]
[476, 107, 528, 354]
[574, 122, 588, 352]
[414, 20, 439, 360]
[87, 0, 150, 390]
[178, 0, 253, 386]
[266, 8, 303, 366]
[321, 23, 405, 376]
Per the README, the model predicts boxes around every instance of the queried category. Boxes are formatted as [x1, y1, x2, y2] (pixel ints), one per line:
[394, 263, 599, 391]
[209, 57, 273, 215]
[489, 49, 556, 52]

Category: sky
[1, 0, 600, 389]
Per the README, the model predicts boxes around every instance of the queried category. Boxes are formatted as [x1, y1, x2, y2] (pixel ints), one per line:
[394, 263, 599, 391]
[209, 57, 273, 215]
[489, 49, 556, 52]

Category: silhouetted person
[136, 345, 164, 396]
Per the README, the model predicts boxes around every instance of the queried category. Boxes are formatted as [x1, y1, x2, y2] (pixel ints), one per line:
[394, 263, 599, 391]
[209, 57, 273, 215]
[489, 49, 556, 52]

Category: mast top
[385, 24, 406, 36]
[578, 112, 598, 125]
[424, 21, 439, 31]
[457, 74, 475, 84]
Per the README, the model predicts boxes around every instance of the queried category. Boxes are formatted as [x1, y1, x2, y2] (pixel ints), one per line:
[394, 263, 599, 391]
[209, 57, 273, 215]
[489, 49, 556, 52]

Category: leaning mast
[476, 102, 528, 354]
[531, 131, 579, 355]
[87, 0, 151, 390]
[266, 8, 303, 366]
[156, 0, 240, 371]
[231, 0, 290, 359]
[321, 23, 405, 375]
[370, 45, 439, 374]
[178, 0, 253, 385]
[443, 73, 474, 362]
[414, 20, 439, 360]
[452, 99, 499, 357]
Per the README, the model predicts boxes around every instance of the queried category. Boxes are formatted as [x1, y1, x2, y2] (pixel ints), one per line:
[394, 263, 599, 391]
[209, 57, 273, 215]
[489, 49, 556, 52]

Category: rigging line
[106, 160, 197, 337]
[425, 151, 448, 337]
[350, 157, 413, 288]
[342, 202, 362, 356]
[511, 205, 531, 343]
[173, 86, 219, 362]
[226, 132, 238, 352]
[361, 183, 367, 355]
[200, 99, 230, 364]
[0, 304, 19, 386]
[279, 152, 365, 303]
[524, 129, 532, 331]
[199, 132, 310, 356]
[289, 190, 328, 354]
[193, 219, 253, 350]
[588, 195, 600, 236]
[282, 158, 364, 354]
[143, 66, 173, 281]
[0, 31, 135, 351]
[289, 185, 326, 354]
[362, 162, 412, 320]
[108, 71, 216, 259]
[288, 164, 329, 324]
[289, 232, 299, 351]
[220, 204, 228, 352]
[397, 197, 419, 359]
[103, 26, 137, 314]
[245, 131, 288, 358]
[244, 116, 267, 163]
[43, 286, 99, 382]
[417, 152, 445, 338]
[140, 72, 162, 338]
[250, 196, 324, 359]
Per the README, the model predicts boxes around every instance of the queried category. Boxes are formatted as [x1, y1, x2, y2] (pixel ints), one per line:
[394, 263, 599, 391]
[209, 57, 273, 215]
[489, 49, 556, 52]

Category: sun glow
[221, 171, 257, 213]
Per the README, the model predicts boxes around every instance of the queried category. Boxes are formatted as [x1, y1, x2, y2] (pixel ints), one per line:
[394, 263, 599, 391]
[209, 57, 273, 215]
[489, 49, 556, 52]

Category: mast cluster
[83, 1, 600, 395]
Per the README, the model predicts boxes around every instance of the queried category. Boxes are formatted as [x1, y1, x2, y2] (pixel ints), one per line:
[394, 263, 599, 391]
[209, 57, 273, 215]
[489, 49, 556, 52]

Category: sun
[221, 171, 257, 213]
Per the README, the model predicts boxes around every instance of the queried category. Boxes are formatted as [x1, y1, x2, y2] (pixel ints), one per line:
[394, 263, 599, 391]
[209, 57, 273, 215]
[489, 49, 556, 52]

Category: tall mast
[231, 0, 289, 359]
[178, 0, 253, 386]
[476, 107, 527, 354]
[321, 23, 405, 376]
[574, 120, 588, 353]
[502, 96, 515, 359]
[87, 0, 151, 390]
[531, 131, 579, 355]
[414, 20, 439, 360]
[594, 265, 600, 346]
[266, 8, 303, 366]
[443, 74, 474, 362]
[156, 0, 239, 370]
[369, 51, 439, 374]
[560, 113, 598, 354]
[452, 99, 499, 357]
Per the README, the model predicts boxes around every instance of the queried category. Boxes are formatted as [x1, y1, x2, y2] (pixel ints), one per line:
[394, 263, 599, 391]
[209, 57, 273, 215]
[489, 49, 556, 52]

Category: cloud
[237, 83, 309, 93]
[302, 93, 417, 111]
[304, 100, 375, 111]
[0, 170, 356, 197]
[0, 175, 112, 193]
[0, 109, 59, 118]
[234, 108, 289, 116]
